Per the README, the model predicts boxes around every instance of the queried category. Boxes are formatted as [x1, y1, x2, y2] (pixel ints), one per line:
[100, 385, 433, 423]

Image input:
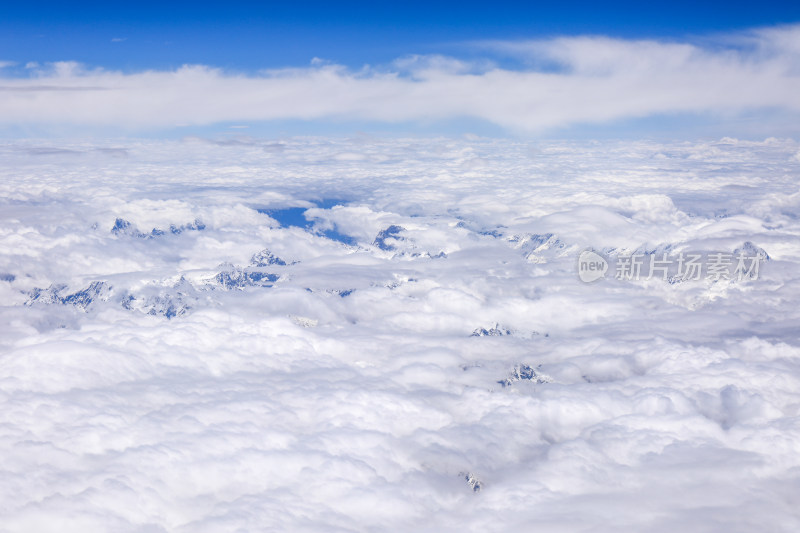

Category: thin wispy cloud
[1, 24, 799, 133]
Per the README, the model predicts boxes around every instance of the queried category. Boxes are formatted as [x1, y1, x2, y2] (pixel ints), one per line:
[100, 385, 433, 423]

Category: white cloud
[1, 24, 799, 133]
[1, 136, 800, 530]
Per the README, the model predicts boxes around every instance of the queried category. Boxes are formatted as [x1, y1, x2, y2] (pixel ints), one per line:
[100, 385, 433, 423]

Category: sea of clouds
[1, 135, 799, 531]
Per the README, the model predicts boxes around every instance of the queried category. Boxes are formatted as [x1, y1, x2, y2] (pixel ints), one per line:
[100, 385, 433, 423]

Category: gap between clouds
[1, 24, 799, 133]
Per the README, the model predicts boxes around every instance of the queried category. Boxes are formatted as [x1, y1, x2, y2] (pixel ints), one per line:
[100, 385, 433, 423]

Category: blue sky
[2, 2, 800, 138]
[3, 1, 799, 70]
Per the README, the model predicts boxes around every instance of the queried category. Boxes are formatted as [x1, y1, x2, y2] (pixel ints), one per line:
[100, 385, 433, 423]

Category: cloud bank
[1, 136, 800, 531]
[1, 25, 800, 132]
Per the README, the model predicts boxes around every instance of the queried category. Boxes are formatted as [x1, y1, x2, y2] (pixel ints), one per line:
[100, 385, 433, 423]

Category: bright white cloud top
[1, 136, 799, 531]
[2, 24, 800, 133]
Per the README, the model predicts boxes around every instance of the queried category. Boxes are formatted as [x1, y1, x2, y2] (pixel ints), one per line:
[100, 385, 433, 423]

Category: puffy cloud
[1, 136, 800, 530]
[1, 24, 800, 132]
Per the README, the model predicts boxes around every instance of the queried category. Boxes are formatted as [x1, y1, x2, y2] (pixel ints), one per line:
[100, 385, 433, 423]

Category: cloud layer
[1, 136, 800, 531]
[2, 25, 800, 132]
